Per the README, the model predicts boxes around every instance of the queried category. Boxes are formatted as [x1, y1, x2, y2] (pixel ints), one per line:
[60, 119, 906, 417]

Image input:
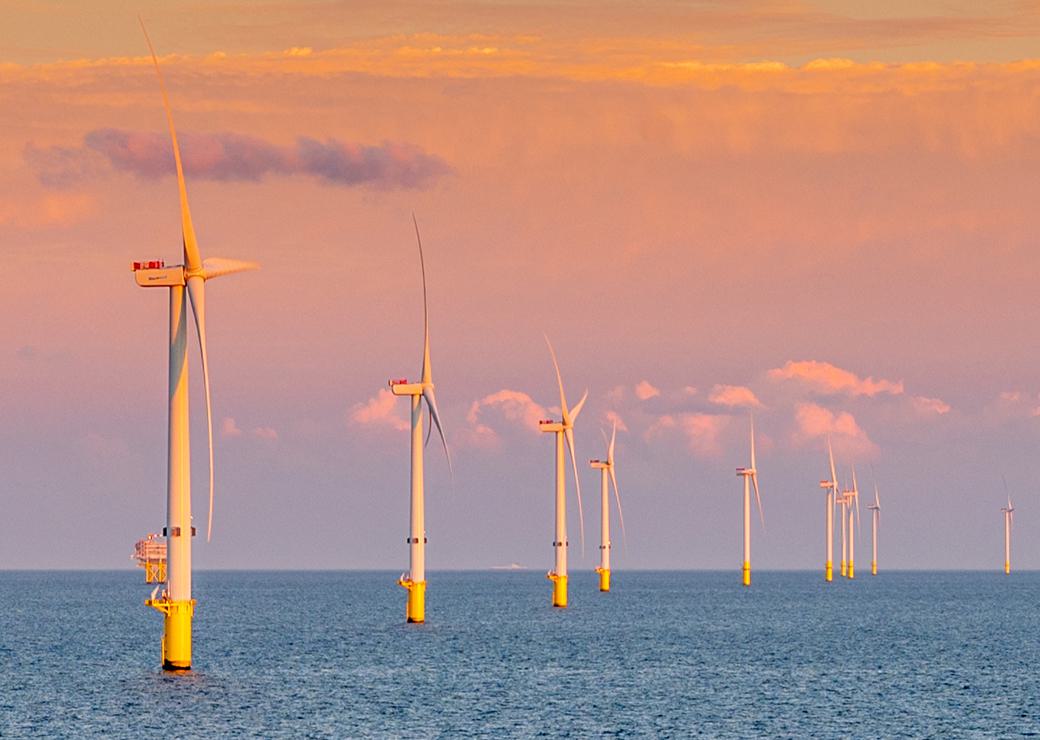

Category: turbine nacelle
[736, 467, 756, 477]
[539, 420, 564, 433]
[590, 459, 609, 470]
[389, 379, 424, 396]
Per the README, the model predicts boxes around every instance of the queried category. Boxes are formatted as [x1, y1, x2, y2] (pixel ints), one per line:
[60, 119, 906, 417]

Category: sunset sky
[3, 0, 1040, 571]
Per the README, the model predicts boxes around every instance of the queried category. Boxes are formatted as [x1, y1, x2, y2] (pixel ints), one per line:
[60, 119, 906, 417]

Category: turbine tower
[818, 439, 839, 582]
[539, 337, 587, 608]
[867, 481, 880, 576]
[134, 21, 257, 671]
[838, 477, 851, 578]
[589, 421, 626, 592]
[1001, 480, 1014, 576]
[388, 217, 452, 623]
[735, 413, 764, 586]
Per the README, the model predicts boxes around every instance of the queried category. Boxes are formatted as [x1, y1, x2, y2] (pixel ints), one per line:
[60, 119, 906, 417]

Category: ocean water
[1, 570, 1038, 737]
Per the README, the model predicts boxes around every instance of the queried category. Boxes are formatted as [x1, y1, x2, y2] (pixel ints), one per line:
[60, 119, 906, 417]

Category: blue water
[1, 571, 1038, 737]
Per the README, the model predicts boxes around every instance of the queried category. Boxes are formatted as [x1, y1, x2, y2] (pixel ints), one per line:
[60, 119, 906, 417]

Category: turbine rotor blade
[828, 437, 838, 493]
[609, 465, 628, 550]
[423, 387, 453, 478]
[565, 427, 585, 556]
[545, 335, 570, 420]
[140, 18, 201, 272]
[186, 276, 215, 542]
[752, 473, 765, 530]
[608, 420, 616, 465]
[413, 214, 432, 385]
[570, 389, 588, 423]
[201, 257, 259, 280]
[749, 411, 756, 471]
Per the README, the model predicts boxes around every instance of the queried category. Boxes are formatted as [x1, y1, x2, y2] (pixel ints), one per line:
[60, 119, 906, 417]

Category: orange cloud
[912, 396, 951, 415]
[768, 360, 903, 397]
[708, 384, 763, 409]
[634, 380, 660, 400]
[0, 192, 95, 230]
[646, 412, 730, 458]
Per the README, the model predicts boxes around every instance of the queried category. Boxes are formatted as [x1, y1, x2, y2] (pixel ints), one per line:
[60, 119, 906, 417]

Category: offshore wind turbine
[539, 337, 587, 608]
[388, 217, 452, 624]
[134, 22, 257, 671]
[868, 480, 880, 576]
[1001, 478, 1014, 576]
[838, 476, 851, 578]
[818, 439, 838, 582]
[589, 421, 626, 592]
[847, 467, 860, 579]
[735, 413, 764, 586]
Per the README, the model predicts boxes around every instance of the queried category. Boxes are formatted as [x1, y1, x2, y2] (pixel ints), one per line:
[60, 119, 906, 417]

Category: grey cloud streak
[25, 129, 453, 190]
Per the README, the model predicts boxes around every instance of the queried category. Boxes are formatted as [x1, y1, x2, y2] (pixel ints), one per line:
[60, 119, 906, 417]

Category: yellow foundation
[825, 561, 832, 582]
[871, 560, 877, 576]
[548, 572, 567, 607]
[840, 560, 846, 577]
[848, 562, 855, 579]
[146, 597, 195, 671]
[596, 567, 610, 592]
[742, 561, 751, 587]
[1005, 561, 1010, 575]
[397, 577, 425, 623]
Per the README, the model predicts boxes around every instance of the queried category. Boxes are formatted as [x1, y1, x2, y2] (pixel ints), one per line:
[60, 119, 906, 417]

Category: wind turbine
[133, 21, 257, 671]
[388, 216, 452, 624]
[818, 439, 838, 582]
[867, 479, 880, 576]
[838, 475, 851, 578]
[589, 421, 626, 592]
[847, 466, 861, 579]
[1001, 477, 1014, 576]
[539, 337, 587, 608]
[735, 413, 764, 586]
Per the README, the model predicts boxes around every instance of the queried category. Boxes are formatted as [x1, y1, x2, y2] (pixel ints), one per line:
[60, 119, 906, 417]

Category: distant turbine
[735, 412, 764, 586]
[388, 216, 452, 624]
[846, 466, 861, 579]
[838, 475, 851, 578]
[539, 337, 587, 608]
[1001, 477, 1014, 576]
[589, 421, 626, 592]
[867, 479, 881, 576]
[818, 439, 838, 582]
[134, 20, 258, 671]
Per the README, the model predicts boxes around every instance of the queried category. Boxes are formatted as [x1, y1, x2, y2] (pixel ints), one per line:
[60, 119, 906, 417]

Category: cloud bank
[25, 129, 453, 190]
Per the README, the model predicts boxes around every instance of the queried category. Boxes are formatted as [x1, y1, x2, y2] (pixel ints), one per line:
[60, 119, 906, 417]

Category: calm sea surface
[1, 570, 1039, 737]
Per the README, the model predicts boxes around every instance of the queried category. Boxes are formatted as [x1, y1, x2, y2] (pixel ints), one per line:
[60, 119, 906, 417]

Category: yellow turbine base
[596, 567, 610, 592]
[742, 561, 751, 587]
[397, 577, 426, 623]
[547, 572, 567, 607]
[840, 560, 847, 577]
[848, 562, 855, 579]
[825, 561, 832, 582]
[871, 560, 877, 576]
[1005, 561, 1011, 575]
[146, 597, 195, 671]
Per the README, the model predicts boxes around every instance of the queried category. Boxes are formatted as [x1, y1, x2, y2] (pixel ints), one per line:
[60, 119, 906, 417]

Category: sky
[2, 0, 1040, 571]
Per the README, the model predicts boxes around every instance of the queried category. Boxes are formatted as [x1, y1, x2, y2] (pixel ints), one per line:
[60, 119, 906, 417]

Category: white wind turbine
[539, 337, 587, 608]
[589, 421, 626, 592]
[1001, 476, 1014, 576]
[388, 216, 452, 624]
[134, 21, 257, 671]
[847, 466, 861, 579]
[867, 478, 880, 576]
[735, 413, 764, 586]
[818, 439, 838, 582]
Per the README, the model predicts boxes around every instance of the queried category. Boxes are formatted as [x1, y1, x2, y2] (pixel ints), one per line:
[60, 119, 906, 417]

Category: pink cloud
[252, 426, 278, 441]
[221, 417, 243, 438]
[349, 389, 409, 432]
[912, 396, 951, 415]
[635, 380, 660, 400]
[708, 384, 763, 409]
[768, 360, 904, 397]
[646, 412, 729, 458]
[467, 389, 548, 431]
[793, 402, 877, 458]
[604, 409, 628, 432]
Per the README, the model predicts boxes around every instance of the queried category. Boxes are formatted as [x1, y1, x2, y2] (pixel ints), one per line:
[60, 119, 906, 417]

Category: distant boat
[491, 563, 527, 570]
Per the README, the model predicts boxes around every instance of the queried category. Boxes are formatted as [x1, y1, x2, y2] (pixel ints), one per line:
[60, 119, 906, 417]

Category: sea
[1, 570, 1038, 737]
